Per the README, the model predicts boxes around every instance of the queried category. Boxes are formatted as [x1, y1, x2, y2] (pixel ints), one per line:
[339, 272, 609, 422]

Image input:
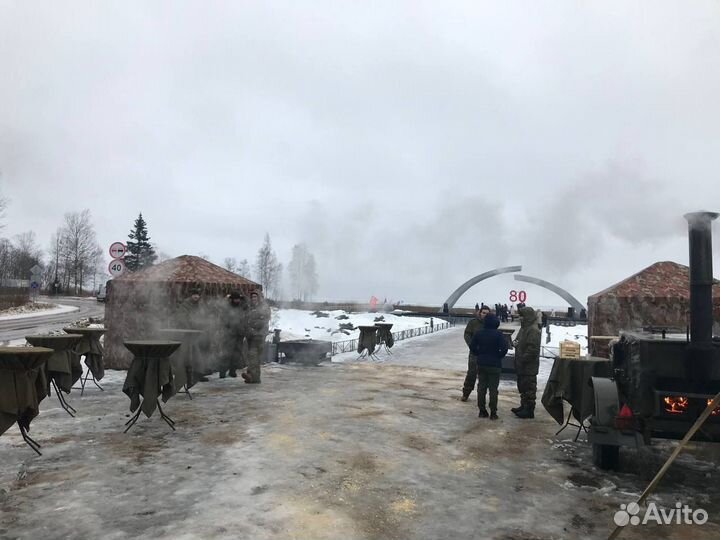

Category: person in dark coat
[470, 314, 508, 419]
[219, 291, 249, 378]
[243, 290, 271, 384]
[462, 305, 489, 401]
[176, 287, 211, 382]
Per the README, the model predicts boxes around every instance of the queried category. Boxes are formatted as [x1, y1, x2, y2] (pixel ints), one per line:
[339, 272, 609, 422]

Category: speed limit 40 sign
[108, 258, 126, 277]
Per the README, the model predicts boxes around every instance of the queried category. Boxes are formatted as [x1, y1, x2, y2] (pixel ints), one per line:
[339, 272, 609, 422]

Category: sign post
[108, 258, 126, 278]
[109, 242, 127, 259]
[28, 265, 43, 301]
[108, 242, 127, 278]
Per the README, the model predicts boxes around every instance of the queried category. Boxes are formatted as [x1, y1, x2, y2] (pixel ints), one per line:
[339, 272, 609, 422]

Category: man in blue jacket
[470, 314, 509, 420]
[462, 305, 489, 401]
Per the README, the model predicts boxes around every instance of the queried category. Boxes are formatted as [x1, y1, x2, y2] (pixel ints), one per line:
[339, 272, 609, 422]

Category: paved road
[3, 337, 719, 539]
[0, 297, 105, 342]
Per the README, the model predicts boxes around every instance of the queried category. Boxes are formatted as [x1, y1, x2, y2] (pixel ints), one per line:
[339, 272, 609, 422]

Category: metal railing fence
[331, 320, 453, 356]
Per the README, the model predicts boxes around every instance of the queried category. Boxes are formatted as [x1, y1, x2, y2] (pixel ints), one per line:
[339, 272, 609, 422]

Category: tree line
[224, 233, 318, 302]
[1, 189, 318, 300]
[0, 185, 162, 295]
[0, 201, 105, 294]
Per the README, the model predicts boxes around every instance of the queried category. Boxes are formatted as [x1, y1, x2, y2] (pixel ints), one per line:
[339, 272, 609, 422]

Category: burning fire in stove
[662, 396, 720, 416]
[708, 399, 720, 416]
[663, 396, 689, 414]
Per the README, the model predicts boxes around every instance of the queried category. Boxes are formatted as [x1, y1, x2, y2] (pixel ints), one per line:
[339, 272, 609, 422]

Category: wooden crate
[559, 340, 581, 359]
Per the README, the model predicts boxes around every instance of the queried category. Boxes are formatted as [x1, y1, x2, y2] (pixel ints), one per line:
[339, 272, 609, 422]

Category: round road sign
[109, 242, 127, 259]
[108, 258, 126, 277]
[30, 282, 39, 289]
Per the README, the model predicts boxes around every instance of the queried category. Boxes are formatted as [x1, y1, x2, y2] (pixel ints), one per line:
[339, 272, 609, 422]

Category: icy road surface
[1, 329, 719, 539]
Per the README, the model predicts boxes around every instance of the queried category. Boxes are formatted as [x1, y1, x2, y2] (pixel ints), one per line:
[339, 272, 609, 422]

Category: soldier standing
[461, 305, 489, 401]
[512, 305, 542, 418]
[177, 287, 202, 326]
[242, 290, 271, 384]
[176, 287, 210, 382]
[470, 313, 508, 419]
[219, 291, 249, 378]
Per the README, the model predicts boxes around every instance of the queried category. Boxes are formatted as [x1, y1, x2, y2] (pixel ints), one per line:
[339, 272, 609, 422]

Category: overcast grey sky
[1, 1, 719, 306]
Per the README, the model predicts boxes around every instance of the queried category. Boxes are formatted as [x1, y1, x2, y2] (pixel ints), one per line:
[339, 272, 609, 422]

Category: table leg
[555, 405, 586, 440]
[91, 375, 104, 391]
[156, 402, 176, 431]
[51, 379, 76, 417]
[123, 404, 143, 433]
[73, 355, 105, 397]
[83, 356, 105, 394]
[575, 422, 589, 442]
[80, 368, 89, 396]
[178, 384, 193, 400]
[18, 423, 42, 456]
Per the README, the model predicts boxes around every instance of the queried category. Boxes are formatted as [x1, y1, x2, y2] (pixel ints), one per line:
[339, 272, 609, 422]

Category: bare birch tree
[224, 257, 251, 278]
[60, 209, 102, 295]
[223, 257, 237, 273]
[236, 258, 251, 279]
[287, 243, 319, 301]
[254, 233, 282, 299]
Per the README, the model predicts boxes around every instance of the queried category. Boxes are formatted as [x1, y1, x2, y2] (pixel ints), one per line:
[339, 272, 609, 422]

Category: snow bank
[0, 303, 79, 321]
[0, 338, 28, 347]
[272, 309, 439, 342]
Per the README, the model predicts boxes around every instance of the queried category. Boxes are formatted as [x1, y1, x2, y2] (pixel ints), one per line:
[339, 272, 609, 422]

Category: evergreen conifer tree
[125, 213, 157, 271]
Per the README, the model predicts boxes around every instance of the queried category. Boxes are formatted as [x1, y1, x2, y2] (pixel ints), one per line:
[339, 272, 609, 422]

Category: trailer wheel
[592, 443, 619, 470]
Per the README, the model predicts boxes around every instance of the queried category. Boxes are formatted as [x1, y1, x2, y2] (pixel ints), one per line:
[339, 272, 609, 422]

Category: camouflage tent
[104, 256, 261, 369]
[587, 261, 720, 355]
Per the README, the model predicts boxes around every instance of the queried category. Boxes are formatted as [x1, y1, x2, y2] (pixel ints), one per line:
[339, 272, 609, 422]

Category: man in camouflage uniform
[176, 287, 211, 382]
[242, 290, 271, 384]
[219, 291, 249, 379]
[461, 305, 490, 401]
[512, 305, 541, 418]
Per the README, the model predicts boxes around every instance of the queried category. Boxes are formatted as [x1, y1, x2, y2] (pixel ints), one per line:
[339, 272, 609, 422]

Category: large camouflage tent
[104, 255, 261, 369]
[587, 261, 720, 355]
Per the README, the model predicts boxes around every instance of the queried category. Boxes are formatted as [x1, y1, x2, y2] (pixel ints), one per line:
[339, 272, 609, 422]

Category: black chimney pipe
[684, 211, 718, 345]
[684, 211, 718, 391]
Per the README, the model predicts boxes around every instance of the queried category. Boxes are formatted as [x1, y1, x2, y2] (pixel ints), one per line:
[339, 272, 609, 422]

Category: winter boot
[511, 405, 523, 414]
[241, 372, 251, 383]
[490, 411, 499, 421]
[229, 369, 237, 378]
[461, 392, 470, 402]
[219, 371, 227, 379]
[478, 408, 489, 418]
[515, 405, 535, 419]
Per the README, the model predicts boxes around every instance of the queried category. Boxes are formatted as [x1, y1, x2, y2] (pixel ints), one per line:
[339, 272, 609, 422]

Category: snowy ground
[271, 309, 438, 342]
[0, 338, 27, 347]
[543, 323, 589, 356]
[2, 329, 719, 539]
[333, 327, 556, 393]
[0, 303, 78, 321]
